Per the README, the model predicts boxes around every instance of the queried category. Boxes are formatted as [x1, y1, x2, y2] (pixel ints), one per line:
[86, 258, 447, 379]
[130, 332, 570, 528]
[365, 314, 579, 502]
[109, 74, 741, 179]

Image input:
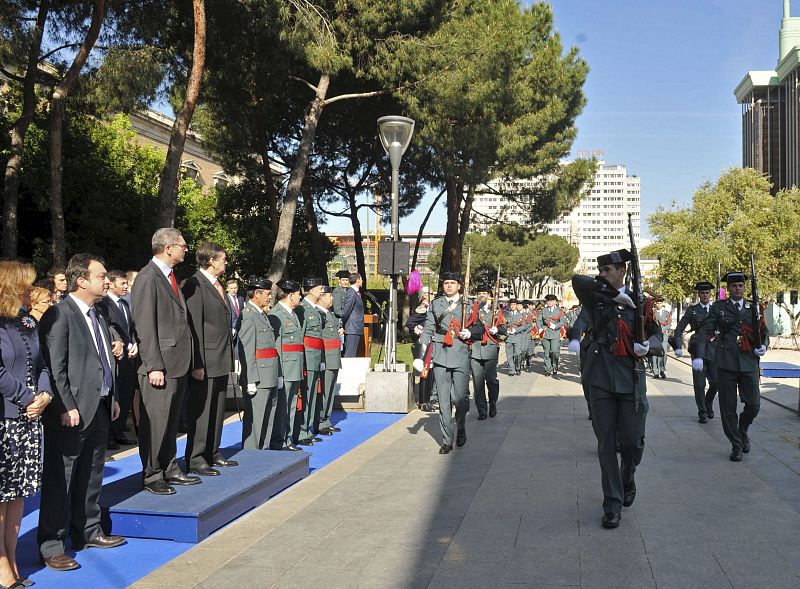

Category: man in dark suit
[132, 228, 199, 495]
[97, 269, 138, 447]
[226, 279, 244, 362]
[182, 242, 236, 476]
[341, 272, 365, 358]
[38, 254, 126, 571]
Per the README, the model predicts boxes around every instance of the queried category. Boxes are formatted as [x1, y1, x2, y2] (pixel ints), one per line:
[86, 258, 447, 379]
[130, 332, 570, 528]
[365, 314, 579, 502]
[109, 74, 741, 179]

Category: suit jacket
[341, 288, 364, 335]
[0, 315, 51, 419]
[39, 297, 116, 430]
[695, 298, 769, 373]
[183, 271, 234, 379]
[267, 303, 305, 382]
[131, 260, 192, 378]
[238, 302, 280, 388]
[227, 293, 244, 332]
[96, 295, 135, 347]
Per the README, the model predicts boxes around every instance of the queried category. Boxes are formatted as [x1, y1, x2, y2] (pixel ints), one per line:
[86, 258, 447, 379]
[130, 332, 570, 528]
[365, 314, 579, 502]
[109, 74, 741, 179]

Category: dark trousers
[138, 374, 186, 485]
[299, 370, 323, 440]
[542, 337, 560, 374]
[281, 380, 301, 446]
[110, 359, 135, 440]
[717, 367, 760, 451]
[185, 374, 228, 469]
[242, 385, 281, 450]
[38, 400, 110, 557]
[432, 363, 469, 445]
[471, 357, 499, 416]
[588, 386, 648, 515]
[319, 369, 338, 430]
[343, 334, 361, 357]
[692, 359, 718, 416]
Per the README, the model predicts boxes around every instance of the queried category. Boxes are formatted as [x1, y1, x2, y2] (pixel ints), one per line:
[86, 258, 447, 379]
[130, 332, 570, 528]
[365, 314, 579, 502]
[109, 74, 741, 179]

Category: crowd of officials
[0, 227, 367, 581]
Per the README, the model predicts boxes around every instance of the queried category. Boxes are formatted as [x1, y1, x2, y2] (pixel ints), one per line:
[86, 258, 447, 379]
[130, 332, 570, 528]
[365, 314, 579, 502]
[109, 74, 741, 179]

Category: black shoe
[297, 439, 314, 446]
[189, 465, 220, 476]
[730, 448, 743, 462]
[741, 438, 751, 453]
[707, 410, 715, 419]
[14, 576, 34, 587]
[438, 444, 453, 454]
[85, 534, 126, 549]
[623, 484, 636, 507]
[114, 436, 137, 445]
[601, 513, 621, 529]
[317, 428, 334, 436]
[212, 458, 239, 467]
[329, 426, 341, 432]
[166, 472, 201, 486]
[283, 444, 301, 451]
[456, 428, 467, 447]
[543, 372, 551, 378]
[660, 372, 666, 379]
[144, 480, 176, 495]
[42, 554, 80, 571]
[477, 414, 487, 420]
[107, 440, 120, 451]
[312, 437, 323, 442]
[489, 405, 497, 418]
[699, 415, 707, 424]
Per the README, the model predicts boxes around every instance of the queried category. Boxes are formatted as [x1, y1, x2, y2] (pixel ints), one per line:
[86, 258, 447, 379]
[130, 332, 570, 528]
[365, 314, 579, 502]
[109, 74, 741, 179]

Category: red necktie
[214, 280, 226, 301]
[169, 270, 180, 299]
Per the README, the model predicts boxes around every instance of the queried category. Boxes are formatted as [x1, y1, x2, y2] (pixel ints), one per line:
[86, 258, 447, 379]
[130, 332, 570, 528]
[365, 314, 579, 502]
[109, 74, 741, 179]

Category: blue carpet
[17, 411, 403, 588]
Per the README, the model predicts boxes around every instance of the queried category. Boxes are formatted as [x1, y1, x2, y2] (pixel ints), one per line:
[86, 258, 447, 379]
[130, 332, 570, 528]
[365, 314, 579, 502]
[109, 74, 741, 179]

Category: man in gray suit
[183, 242, 236, 476]
[38, 254, 125, 571]
[415, 272, 483, 454]
[341, 272, 364, 357]
[470, 285, 505, 420]
[571, 249, 661, 529]
[238, 276, 282, 450]
[133, 228, 199, 495]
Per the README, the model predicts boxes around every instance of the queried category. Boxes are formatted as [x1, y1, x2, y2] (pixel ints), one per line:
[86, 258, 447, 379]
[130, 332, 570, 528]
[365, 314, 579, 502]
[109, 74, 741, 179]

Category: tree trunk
[267, 73, 330, 283]
[442, 175, 464, 273]
[2, 0, 48, 258]
[411, 188, 445, 270]
[260, 137, 280, 233]
[458, 183, 475, 245]
[155, 0, 206, 228]
[347, 191, 367, 285]
[48, 0, 105, 266]
[301, 181, 327, 282]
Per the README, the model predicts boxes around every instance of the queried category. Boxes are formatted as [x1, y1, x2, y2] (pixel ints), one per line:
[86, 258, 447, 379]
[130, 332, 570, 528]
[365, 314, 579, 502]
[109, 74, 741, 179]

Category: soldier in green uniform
[571, 249, 661, 529]
[296, 278, 325, 446]
[267, 279, 304, 451]
[693, 272, 768, 462]
[332, 270, 351, 322]
[317, 286, 342, 436]
[415, 272, 483, 454]
[650, 297, 670, 378]
[469, 285, 506, 420]
[503, 300, 521, 376]
[672, 281, 718, 423]
[238, 276, 284, 450]
[537, 294, 567, 377]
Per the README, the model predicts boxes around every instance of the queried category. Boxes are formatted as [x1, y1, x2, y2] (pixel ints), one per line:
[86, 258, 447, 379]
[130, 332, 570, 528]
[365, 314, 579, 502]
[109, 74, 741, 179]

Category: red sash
[255, 347, 278, 359]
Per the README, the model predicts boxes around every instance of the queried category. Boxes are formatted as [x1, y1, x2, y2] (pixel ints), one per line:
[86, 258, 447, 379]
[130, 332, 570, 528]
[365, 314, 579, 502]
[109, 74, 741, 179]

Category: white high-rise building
[471, 160, 642, 274]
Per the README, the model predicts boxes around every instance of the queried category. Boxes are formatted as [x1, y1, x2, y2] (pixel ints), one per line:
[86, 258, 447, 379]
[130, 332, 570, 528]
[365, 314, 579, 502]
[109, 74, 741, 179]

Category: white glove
[247, 383, 257, 396]
[754, 345, 767, 357]
[568, 339, 580, 354]
[412, 358, 424, 372]
[414, 325, 423, 335]
[613, 292, 636, 309]
[277, 376, 284, 389]
[633, 341, 650, 357]
[459, 329, 471, 339]
[674, 348, 682, 358]
[509, 328, 516, 335]
[692, 358, 704, 372]
[489, 326, 498, 335]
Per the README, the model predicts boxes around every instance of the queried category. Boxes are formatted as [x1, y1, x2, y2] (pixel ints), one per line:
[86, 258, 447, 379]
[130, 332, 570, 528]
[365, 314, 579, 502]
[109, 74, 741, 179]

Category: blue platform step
[100, 450, 309, 543]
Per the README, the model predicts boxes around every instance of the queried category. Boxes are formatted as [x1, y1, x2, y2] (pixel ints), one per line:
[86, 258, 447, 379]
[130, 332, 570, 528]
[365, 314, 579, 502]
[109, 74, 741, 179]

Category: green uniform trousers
[319, 369, 338, 430]
[717, 367, 760, 452]
[242, 386, 282, 450]
[542, 337, 561, 374]
[299, 370, 323, 441]
[281, 380, 301, 447]
[432, 363, 469, 445]
[471, 357, 499, 417]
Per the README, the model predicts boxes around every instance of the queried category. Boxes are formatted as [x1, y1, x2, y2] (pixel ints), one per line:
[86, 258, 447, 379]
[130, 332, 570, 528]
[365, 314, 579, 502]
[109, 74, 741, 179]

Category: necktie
[169, 270, 180, 299]
[88, 308, 113, 396]
[118, 298, 130, 330]
[214, 280, 226, 301]
[232, 295, 239, 314]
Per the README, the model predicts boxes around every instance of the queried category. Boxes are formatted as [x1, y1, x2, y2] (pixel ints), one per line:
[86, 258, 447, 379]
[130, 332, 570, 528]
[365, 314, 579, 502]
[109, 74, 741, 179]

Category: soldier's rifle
[461, 246, 472, 328]
[750, 253, 765, 347]
[627, 213, 646, 343]
[491, 265, 501, 321]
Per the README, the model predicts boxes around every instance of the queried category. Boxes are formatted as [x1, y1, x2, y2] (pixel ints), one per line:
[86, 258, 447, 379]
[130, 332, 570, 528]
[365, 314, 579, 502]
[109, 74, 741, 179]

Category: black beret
[597, 249, 633, 267]
[302, 277, 324, 289]
[509, 298, 518, 304]
[319, 285, 333, 294]
[474, 284, 493, 294]
[277, 279, 301, 293]
[652, 294, 665, 302]
[695, 281, 714, 291]
[521, 299, 531, 305]
[334, 270, 351, 279]
[246, 275, 272, 290]
[544, 294, 558, 301]
[722, 272, 747, 284]
[439, 272, 463, 283]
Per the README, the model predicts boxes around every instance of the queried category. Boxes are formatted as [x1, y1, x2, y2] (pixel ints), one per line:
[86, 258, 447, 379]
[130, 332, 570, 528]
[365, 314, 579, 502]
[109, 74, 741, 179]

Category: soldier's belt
[303, 336, 324, 350]
[323, 339, 340, 350]
[255, 347, 278, 359]
[282, 343, 304, 353]
[435, 327, 449, 335]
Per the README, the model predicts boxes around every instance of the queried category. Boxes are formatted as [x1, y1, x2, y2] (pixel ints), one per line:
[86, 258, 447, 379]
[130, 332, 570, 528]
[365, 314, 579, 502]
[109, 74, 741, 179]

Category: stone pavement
[133, 350, 800, 589]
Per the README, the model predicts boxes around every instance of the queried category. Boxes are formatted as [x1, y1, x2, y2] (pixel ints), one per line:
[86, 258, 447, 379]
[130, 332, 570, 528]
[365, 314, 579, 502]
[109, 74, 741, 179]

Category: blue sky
[322, 0, 785, 237]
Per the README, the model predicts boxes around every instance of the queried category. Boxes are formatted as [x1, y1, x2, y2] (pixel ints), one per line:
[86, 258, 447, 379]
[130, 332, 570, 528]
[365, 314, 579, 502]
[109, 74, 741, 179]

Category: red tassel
[738, 325, 754, 352]
[296, 393, 303, 411]
[317, 378, 323, 394]
[612, 317, 635, 358]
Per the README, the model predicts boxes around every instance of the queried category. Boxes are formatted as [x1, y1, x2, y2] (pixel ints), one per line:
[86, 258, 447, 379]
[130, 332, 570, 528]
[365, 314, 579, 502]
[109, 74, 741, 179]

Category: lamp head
[377, 115, 415, 168]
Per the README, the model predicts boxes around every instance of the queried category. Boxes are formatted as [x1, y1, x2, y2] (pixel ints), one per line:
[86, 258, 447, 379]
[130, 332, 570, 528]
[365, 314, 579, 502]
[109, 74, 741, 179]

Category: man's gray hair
[152, 227, 183, 255]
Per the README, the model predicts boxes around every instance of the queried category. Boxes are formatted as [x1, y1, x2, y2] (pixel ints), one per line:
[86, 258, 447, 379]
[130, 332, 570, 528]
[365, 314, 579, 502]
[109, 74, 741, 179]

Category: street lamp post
[377, 115, 415, 371]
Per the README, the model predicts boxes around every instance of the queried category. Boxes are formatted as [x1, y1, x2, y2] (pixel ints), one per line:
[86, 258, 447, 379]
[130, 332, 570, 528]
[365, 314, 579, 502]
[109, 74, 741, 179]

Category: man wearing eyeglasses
[132, 228, 199, 495]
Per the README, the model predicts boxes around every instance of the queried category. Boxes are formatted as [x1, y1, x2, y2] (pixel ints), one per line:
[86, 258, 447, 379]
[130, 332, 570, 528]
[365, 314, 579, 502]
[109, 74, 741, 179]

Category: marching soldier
[672, 281, 718, 423]
[317, 286, 342, 436]
[571, 249, 661, 529]
[267, 279, 305, 451]
[693, 272, 768, 462]
[469, 285, 506, 420]
[415, 272, 483, 454]
[296, 278, 325, 446]
[651, 297, 671, 378]
[524, 301, 537, 370]
[537, 294, 567, 377]
[503, 299, 521, 376]
[238, 276, 283, 450]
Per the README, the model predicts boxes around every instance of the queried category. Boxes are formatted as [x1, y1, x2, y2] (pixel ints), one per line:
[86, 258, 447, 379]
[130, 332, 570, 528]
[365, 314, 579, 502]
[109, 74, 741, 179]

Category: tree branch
[0, 66, 24, 83]
[289, 75, 318, 94]
[323, 89, 388, 106]
[39, 42, 82, 63]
